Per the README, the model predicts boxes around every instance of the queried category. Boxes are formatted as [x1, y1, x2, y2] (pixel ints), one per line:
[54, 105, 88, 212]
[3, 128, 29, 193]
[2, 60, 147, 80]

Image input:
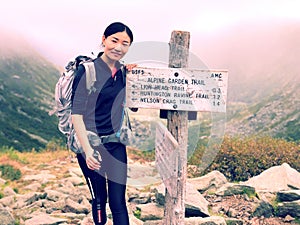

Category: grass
[0, 147, 71, 194]
[0, 149, 69, 168]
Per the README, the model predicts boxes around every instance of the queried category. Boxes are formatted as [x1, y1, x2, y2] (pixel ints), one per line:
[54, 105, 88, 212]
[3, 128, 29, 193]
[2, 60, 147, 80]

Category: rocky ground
[0, 150, 299, 225]
[204, 194, 297, 225]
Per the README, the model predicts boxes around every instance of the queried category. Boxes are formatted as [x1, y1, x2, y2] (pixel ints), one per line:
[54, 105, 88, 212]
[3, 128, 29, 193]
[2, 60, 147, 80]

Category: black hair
[103, 22, 134, 44]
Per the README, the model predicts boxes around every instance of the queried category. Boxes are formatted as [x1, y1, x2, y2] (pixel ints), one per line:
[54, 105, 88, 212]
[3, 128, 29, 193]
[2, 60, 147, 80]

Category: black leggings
[77, 142, 129, 225]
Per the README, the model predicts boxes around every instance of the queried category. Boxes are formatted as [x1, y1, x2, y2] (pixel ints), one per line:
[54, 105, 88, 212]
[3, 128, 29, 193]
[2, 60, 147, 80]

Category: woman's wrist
[84, 146, 94, 157]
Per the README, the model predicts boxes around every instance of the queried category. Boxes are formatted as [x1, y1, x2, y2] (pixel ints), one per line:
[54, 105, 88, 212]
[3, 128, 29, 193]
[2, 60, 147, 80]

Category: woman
[71, 22, 135, 225]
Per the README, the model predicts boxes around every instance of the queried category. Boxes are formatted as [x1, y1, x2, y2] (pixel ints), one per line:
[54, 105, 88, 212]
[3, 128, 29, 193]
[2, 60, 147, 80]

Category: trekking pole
[93, 150, 102, 223]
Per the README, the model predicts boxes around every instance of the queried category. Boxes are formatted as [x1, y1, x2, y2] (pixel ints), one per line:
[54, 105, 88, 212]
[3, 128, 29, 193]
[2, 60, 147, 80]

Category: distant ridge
[0, 30, 63, 151]
[192, 20, 300, 141]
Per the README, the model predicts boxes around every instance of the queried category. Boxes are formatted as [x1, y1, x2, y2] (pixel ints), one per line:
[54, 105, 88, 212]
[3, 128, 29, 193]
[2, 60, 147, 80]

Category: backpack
[54, 55, 131, 154]
[55, 55, 96, 154]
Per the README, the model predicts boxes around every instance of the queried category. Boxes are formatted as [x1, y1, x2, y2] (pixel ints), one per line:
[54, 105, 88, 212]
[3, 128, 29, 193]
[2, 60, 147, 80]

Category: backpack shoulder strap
[83, 62, 96, 94]
[120, 65, 126, 85]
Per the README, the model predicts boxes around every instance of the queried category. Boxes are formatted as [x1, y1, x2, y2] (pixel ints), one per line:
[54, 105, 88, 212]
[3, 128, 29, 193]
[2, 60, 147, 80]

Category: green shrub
[133, 208, 141, 219]
[190, 136, 300, 182]
[0, 164, 22, 181]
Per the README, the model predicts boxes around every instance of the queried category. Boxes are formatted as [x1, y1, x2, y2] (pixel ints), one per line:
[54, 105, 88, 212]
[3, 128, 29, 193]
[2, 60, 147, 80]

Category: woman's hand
[126, 64, 138, 112]
[85, 148, 101, 171]
[125, 63, 137, 72]
[72, 115, 102, 171]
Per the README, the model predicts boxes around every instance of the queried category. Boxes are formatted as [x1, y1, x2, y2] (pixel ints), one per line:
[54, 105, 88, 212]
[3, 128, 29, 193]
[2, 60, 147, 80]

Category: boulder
[153, 182, 210, 217]
[185, 182, 210, 217]
[135, 203, 164, 221]
[188, 170, 227, 193]
[277, 190, 300, 202]
[243, 163, 300, 192]
[0, 205, 14, 225]
[215, 183, 255, 197]
[252, 201, 274, 218]
[24, 212, 67, 225]
[184, 216, 227, 225]
[277, 200, 300, 218]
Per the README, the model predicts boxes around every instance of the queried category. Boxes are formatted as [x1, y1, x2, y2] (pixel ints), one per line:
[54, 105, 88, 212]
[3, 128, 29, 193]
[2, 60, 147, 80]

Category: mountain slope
[193, 21, 300, 141]
[225, 77, 300, 141]
[0, 32, 62, 151]
[220, 22, 300, 141]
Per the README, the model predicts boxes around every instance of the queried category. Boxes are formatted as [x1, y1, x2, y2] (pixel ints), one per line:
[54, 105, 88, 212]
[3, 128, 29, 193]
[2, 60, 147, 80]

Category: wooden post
[164, 30, 190, 224]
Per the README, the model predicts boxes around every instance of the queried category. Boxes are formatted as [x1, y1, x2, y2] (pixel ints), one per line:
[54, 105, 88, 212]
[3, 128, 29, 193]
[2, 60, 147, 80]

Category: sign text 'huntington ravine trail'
[126, 67, 228, 113]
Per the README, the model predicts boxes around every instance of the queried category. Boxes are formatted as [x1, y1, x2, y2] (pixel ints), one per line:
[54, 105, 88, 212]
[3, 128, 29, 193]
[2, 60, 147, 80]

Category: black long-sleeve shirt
[71, 55, 125, 136]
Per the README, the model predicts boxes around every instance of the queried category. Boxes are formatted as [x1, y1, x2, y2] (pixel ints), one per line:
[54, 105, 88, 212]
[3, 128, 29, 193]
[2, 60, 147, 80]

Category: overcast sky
[1, 0, 299, 66]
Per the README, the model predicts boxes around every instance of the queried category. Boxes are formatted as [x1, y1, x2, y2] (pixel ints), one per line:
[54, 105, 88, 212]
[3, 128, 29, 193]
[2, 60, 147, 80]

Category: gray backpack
[55, 55, 96, 154]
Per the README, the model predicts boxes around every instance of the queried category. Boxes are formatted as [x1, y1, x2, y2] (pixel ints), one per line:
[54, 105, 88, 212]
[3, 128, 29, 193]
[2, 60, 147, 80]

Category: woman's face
[102, 31, 131, 62]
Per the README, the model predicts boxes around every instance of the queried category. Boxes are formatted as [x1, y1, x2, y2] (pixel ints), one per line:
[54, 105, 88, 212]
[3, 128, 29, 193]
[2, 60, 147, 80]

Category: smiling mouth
[111, 51, 122, 57]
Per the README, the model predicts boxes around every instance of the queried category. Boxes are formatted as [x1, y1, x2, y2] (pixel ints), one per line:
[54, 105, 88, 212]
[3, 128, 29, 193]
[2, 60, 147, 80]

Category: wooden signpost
[126, 31, 228, 224]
